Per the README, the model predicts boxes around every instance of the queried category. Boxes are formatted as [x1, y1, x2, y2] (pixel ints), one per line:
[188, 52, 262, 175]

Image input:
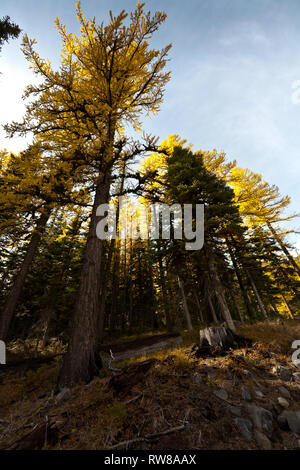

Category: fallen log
[109, 358, 157, 394]
[8, 419, 63, 450]
[101, 332, 183, 363]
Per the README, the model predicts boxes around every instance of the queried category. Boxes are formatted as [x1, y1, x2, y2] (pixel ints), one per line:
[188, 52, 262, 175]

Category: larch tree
[5, 2, 171, 387]
[229, 167, 300, 277]
[0, 145, 88, 340]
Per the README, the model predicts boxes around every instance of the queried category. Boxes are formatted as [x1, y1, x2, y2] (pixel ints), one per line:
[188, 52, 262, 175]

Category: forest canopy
[0, 2, 299, 390]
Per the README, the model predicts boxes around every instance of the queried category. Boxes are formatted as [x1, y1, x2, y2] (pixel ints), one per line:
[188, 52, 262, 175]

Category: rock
[254, 430, 272, 450]
[227, 406, 242, 417]
[280, 368, 292, 382]
[278, 386, 291, 400]
[234, 418, 253, 439]
[191, 372, 203, 384]
[56, 387, 71, 403]
[294, 438, 300, 449]
[255, 389, 264, 399]
[214, 389, 228, 401]
[278, 397, 289, 408]
[277, 411, 289, 430]
[241, 385, 252, 401]
[200, 404, 217, 421]
[282, 410, 300, 435]
[247, 405, 273, 438]
[293, 372, 300, 383]
[277, 367, 292, 382]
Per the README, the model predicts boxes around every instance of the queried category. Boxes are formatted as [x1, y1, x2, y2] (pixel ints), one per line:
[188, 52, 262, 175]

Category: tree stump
[199, 326, 235, 349]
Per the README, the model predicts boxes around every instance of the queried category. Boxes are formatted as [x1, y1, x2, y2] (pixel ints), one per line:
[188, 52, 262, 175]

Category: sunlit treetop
[5, 1, 172, 166]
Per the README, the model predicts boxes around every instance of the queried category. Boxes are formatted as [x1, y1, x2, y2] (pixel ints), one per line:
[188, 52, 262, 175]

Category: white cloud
[219, 21, 269, 47]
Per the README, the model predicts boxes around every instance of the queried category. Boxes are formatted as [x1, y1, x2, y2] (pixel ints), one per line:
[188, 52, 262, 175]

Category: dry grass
[237, 319, 300, 355]
[1, 319, 300, 450]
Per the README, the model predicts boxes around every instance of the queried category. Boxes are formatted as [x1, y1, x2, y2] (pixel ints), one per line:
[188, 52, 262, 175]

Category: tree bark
[177, 274, 193, 331]
[158, 253, 173, 332]
[281, 294, 295, 320]
[244, 268, 269, 320]
[193, 289, 204, 323]
[270, 300, 280, 317]
[0, 211, 50, 341]
[226, 239, 255, 318]
[207, 290, 218, 323]
[109, 241, 120, 332]
[98, 163, 126, 339]
[207, 257, 236, 331]
[58, 173, 111, 388]
[227, 285, 243, 323]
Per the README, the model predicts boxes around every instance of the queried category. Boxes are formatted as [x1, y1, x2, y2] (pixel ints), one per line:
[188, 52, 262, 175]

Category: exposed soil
[1, 321, 300, 450]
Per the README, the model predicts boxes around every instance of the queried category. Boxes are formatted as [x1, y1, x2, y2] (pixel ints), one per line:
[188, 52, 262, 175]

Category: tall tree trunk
[268, 222, 300, 277]
[109, 241, 120, 332]
[177, 274, 193, 331]
[207, 256, 236, 331]
[193, 288, 204, 323]
[244, 268, 268, 320]
[0, 211, 50, 341]
[207, 290, 218, 323]
[270, 300, 280, 317]
[58, 173, 111, 388]
[226, 239, 255, 318]
[147, 240, 158, 330]
[98, 162, 126, 339]
[281, 294, 295, 320]
[158, 254, 173, 332]
[227, 285, 243, 323]
[97, 244, 112, 341]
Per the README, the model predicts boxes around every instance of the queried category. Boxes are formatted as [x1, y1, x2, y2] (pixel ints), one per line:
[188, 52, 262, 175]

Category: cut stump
[192, 326, 252, 358]
[199, 326, 235, 349]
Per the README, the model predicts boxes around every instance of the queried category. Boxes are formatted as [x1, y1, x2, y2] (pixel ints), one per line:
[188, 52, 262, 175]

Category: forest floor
[1, 319, 300, 450]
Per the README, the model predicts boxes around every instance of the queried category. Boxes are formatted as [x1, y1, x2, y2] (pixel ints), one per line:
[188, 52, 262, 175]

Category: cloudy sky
[1, 0, 300, 249]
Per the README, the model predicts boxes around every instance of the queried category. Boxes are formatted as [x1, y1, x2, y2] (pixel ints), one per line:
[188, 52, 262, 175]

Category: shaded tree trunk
[226, 239, 255, 318]
[193, 288, 204, 323]
[281, 294, 295, 320]
[109, 242, 120, 332]
[207, 256, 236, 331]
[227, 285, 243, 323]
[158, 254, 173, 332]
[207, 290, 218, 323]
[245, 268, 268, 320]
[58, 173, 111, 388]
[270, 300, 280, 317]
[97, 244, 113, 341]
[177, 274, 193, 331]
[0, 211, 50, 341]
